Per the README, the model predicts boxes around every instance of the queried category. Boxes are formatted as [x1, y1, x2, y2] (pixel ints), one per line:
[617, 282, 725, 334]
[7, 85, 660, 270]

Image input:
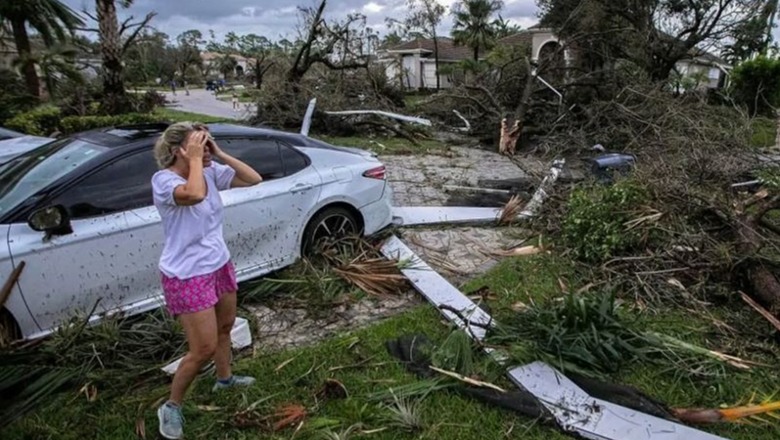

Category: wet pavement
[160, 88, 256, 120]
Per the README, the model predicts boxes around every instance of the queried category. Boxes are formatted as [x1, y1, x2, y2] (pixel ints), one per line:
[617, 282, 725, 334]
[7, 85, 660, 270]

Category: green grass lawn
[153, 108, 230, 124]
[217, 95, 256, 103]
[318, 135, 450, 155]
[6, 252, 779, 439]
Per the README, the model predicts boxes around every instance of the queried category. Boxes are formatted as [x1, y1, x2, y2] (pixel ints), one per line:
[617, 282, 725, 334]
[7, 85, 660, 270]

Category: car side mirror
[28, 205, 73, 236]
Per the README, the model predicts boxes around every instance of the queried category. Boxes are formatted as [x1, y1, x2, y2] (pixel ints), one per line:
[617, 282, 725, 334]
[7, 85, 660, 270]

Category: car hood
[0, 135, 52, 164]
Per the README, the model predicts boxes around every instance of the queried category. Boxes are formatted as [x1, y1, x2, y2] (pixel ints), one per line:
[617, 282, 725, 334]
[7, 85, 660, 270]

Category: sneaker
[157, 401, 184, 439]
[212, 375, 256, 391]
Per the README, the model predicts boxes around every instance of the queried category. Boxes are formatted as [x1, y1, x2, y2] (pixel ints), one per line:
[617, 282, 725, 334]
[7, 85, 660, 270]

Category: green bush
[59, 113, 162, 134]
[5, 105, 62, 136]
[730, 56, 780, 117]
[0, 69, 38, 125]
[562, 180, 647, 262]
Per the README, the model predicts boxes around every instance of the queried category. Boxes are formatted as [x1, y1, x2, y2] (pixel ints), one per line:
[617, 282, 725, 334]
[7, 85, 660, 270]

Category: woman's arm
[209, 139, 263, 188]
[173, 131, 208, 205]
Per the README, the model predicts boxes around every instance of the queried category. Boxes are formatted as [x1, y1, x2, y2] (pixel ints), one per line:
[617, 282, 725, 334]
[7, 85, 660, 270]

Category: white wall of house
[675, 60, 723, 89]
[531, 30, 558, 62]
[421, 60, 453, 89]
[402, 54, 420, 89]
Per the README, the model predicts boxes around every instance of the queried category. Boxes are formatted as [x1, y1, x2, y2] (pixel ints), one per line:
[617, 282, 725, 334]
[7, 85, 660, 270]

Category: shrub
[59, 113, 162, 134]
[730, 56, 780, 117]
[132, 90, 167, 114]
[0, 69, 37, 125]
[5, 106, 62, 136]
[562, 180, 647, 262]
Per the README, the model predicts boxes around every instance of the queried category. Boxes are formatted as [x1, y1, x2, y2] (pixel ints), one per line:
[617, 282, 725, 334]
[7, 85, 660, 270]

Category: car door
[7, 150, 161, 335]
[214, 137, 321, 279]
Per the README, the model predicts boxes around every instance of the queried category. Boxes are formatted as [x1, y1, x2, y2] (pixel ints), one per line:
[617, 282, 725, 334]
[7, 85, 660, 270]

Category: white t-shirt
[152, 162, 236, 279]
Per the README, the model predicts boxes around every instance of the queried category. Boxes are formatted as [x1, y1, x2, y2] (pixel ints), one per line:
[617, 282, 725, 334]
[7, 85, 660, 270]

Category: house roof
[497, 31, 534, 47]
[387, 37, 473, 61]
[686, 47, 727, 66]
[201, 51, 251, 62]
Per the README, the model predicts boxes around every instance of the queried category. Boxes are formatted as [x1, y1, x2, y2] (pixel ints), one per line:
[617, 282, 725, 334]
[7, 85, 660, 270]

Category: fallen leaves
[271, 404, 308, 431]
[498, 195, 524, 225]
[332, 257, 408, 296]
[316, 378, 349, 400]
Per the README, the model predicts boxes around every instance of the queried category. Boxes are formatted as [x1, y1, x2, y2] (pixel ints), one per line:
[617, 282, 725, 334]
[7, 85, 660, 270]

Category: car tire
[302, 206, 360, 255]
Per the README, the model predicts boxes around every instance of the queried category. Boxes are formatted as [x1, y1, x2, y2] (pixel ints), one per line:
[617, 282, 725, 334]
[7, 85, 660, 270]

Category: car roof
[76, 122, 308, 148]
[0, 127, 26, 140]
[74, 122, 371, 158]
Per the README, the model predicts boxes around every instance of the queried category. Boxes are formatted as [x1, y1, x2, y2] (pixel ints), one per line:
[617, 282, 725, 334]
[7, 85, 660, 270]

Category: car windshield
[0, 138, 107, 215]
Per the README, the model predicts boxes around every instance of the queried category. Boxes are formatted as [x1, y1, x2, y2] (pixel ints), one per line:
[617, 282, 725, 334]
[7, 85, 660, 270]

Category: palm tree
[96, 0, 130, 114]
[492, 14, 522, 39]
[13, 43, 83, 99]
[451, 0, 503, 61]
[216, 54, 237, 80]
[0, 0, 84, 98]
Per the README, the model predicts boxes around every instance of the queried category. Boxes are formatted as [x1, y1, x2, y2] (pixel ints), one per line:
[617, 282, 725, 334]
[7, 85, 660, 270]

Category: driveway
[160, 88, 256, 120]
[250, 146, 533, 351]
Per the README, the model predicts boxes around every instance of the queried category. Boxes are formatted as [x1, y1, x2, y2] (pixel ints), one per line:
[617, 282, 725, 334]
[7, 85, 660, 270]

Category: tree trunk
[254, 60, 262, 89]
[474, 46, 479, 62]
[97, 0, 129, 114]
[10, 18, 40, 98]
[499, 60, 536, 155]
[735, 196, 780, 316]
[433, 30, 440, 91]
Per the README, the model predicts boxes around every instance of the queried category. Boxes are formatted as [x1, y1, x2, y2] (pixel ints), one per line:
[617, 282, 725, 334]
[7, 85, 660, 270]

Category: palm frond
[382, 393, 425, 432]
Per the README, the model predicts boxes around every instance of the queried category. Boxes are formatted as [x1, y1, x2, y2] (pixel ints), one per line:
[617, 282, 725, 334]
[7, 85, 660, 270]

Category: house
[0, 28, 17, 71]
[379, 37, 472, 89]
[379, 25, 730, 91]
[200, 51, 252, 79]
[674, 49, 731, 90]
[378, 27, 569, 90]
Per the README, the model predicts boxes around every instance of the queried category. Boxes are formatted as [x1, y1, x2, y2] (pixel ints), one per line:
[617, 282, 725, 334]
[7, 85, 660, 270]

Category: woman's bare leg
[213, 292, 237, 380]
[169, 308, 218, 404]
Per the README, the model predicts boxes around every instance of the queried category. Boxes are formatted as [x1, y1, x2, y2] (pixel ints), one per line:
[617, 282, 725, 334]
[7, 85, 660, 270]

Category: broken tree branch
[740, 291, 780, 332]
[0, 261, 25, 308]
[429, 365, 507, 393]
[121, 12, 156, 55]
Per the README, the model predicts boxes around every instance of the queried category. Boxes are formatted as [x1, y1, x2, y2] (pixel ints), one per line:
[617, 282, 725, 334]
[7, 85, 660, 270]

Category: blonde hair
[153, 122, 207, 169]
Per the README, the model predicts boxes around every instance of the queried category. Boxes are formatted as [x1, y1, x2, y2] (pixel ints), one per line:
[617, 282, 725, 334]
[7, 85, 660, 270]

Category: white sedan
[0, 123, 393, 341]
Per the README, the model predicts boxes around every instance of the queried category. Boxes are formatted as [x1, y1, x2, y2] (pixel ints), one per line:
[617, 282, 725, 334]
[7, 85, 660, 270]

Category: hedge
[59, 114, 162, 134]
[6, 108, 167, 136]
[5, 106, 62, 136]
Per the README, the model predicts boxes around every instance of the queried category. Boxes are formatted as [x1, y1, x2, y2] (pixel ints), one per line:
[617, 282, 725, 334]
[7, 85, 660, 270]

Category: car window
[50, 150, 158, 219]
[0, 138, 108, 216]
[217, 138, 284, 180]
[279, 143, 308, 175]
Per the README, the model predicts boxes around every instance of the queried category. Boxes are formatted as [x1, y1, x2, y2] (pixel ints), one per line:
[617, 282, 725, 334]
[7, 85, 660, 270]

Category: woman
[151, 122, 262, 439]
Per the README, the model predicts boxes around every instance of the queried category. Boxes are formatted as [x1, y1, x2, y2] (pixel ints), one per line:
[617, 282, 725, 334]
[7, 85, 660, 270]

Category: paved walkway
[383, 147, 528, 206]
[160, 88, 256, 120]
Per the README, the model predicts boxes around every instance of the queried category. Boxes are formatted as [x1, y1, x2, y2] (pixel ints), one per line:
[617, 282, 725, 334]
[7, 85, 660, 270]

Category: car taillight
[363, 166, 386, 180]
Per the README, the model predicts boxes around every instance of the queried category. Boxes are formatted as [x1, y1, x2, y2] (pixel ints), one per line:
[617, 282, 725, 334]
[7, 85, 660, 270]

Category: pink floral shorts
[161, 262, 238, 316]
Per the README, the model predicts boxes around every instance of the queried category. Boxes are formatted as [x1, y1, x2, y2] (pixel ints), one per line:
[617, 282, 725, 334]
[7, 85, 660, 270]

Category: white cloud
[363, 2, 385, 14]
[61, 0, 541, 41]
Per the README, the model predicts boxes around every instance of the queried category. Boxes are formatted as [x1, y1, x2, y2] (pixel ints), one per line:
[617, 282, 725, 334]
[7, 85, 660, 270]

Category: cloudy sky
[61, 0, 540, 42]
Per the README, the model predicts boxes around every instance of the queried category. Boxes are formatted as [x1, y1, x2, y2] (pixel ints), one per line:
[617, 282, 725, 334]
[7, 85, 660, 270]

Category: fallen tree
[534, 84, 780, 324]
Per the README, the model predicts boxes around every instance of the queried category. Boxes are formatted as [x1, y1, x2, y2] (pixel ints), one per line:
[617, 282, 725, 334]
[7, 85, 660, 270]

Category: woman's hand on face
[180, 131, 207, 161]
[206, 137, 225, 158]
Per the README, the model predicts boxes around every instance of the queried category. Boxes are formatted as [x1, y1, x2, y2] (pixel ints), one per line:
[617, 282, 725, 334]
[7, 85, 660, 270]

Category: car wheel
[302, 206, 359, 255]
